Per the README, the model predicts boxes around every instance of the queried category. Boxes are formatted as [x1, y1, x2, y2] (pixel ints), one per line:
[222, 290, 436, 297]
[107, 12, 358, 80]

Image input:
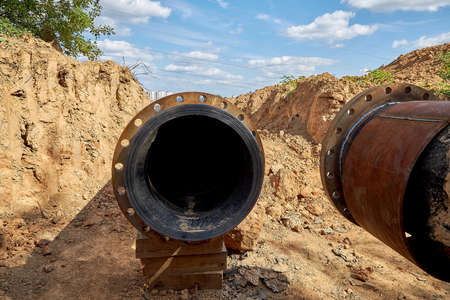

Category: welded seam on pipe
[338, 102, 400, 180]
[377, 115, 446, 122]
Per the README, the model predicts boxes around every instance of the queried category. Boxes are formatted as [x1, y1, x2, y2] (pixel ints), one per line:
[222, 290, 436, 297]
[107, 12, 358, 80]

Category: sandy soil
[0, 36, 449, 299]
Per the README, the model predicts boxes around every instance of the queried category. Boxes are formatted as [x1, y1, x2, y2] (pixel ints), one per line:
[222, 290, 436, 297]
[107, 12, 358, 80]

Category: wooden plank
[136, 231, 224, 258]
[142, 250, 227, 277]
[150, 271, 223, 290]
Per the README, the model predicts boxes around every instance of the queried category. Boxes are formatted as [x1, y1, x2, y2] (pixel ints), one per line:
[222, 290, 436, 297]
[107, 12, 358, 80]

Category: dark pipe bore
[146, 115, 253, 213]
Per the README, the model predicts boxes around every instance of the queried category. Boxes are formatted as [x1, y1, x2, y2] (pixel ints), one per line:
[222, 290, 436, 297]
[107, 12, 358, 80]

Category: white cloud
[392, 39, 408, 48]
[98, 39, 156, 63]
[360, 67, 370, 74]
[151, 34, 214, 49]
[101, 0, 171, 24]
[165, 0, 194, 18]
[248, 56, 336, 78]
[192, 79, 213, 85]
[286, 11, 378, 42]
[256, 14, 283, 24]
[249, 56, 336, 67]
[140, 23, 226, 49]
[216, 0, 229, 8]
[170, 51, 219, 61]
[392, 32, 450, 49]
[343, 0, 450, 12]
[256, 14, 270, 21]
[164, 64, 243, 80]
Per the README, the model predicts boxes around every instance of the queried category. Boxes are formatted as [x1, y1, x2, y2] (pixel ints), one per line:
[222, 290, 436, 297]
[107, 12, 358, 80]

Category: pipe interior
[145, 115, 253, 213]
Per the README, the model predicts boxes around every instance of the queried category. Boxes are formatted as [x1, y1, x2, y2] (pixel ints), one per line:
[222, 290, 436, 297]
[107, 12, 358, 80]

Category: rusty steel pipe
[112, 92, 264, 242]
[320, 84, 449, 280]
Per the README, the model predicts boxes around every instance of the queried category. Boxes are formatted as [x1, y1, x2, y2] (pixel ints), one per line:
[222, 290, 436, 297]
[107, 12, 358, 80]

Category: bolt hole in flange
[154, 103, 161, 112]
[327, 148, 335, 156]
[199, 95, 206, 103]
[118, 186, 126, 196]
[405, 86, 411, 93]
[222, 101, 228, 109]
[115, 163, 123, 171]
[238, 114, 245, 121]
[134, 118, 143, 127]
[385, 87, 392, 94]
[335, 127, 342, 134]
[365, 94, 372, 102]
[121, 139, 130, 147]
[177, 96, 184, 103]
[423, 93, 430, 100]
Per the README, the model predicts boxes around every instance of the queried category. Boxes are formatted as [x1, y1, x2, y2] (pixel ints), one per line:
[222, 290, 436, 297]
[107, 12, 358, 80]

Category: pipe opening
[403, 124, 449, 279]
[145, 115, 253, 214]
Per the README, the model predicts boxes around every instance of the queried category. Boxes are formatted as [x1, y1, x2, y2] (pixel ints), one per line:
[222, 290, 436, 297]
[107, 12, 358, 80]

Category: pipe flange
[112, 92, 264, 241]
[320, 83, 438, 224]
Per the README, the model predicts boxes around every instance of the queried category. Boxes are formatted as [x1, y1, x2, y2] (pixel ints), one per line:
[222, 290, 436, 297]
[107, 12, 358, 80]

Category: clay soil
[0, 36, 449, 300]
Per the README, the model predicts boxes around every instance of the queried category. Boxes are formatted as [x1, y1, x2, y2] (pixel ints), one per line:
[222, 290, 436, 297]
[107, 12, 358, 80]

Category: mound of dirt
[380, 42, 449, 84]
[230, 42, 450, 143]
[0, 35, 149, 221]
[0, 35, 449, 300]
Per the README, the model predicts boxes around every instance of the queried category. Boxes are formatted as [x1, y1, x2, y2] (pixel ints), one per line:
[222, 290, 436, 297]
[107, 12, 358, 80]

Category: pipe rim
[112, 92, 265, 241]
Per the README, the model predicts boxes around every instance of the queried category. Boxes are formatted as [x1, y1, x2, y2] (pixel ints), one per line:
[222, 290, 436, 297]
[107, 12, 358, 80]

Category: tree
[0, 0, 114, 60]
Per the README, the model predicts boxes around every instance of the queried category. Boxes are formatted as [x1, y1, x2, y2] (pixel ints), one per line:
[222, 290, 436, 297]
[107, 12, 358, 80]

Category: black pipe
[122, 104, 264, 241]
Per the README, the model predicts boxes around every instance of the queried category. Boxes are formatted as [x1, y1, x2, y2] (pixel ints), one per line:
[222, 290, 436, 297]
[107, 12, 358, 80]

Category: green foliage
[0, 0, 114, 60]
[431, 51, 450, 97]
[438, 51, 450, 81]
[280, 75, 296, 88]
[348, 70, 393, 85]
[438, 82, 450, 96]
[342, 75, 360, 83]
[280, 75, 304, 89]
[0, 17, 25, 37]
[363, 70, 393, 84]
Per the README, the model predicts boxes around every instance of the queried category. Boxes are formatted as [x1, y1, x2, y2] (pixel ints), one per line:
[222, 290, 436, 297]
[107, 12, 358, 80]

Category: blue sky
[95, 0, 450, 97]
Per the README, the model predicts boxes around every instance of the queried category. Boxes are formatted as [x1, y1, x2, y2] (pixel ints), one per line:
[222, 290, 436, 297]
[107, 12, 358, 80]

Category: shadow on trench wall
[0, 181, 144, 300]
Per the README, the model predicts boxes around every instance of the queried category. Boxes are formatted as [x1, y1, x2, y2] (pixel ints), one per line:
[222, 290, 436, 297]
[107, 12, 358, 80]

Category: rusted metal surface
[320, 83, 437, 223]
[112, 92, 265, 241]
[321, 84, 450, 280]
[342, 101, 449, 265]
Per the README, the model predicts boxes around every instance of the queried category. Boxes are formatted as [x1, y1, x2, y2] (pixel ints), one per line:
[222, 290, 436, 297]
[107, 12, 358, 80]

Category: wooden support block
[151, 271, 223, 290]
[136, 230, 227, 290]
[135, 231, 224, 258]
[142, 245, 227, 277]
